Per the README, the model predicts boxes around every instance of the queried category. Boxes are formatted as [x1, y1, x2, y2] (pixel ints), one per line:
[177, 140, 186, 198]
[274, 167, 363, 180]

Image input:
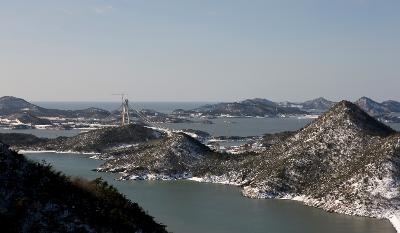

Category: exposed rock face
[25, 124, 164, 153]
[98, 132, 214, 180]
[0, 142, 167, 233]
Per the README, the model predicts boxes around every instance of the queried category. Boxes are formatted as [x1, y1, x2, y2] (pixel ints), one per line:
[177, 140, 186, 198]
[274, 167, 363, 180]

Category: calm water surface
[26, 152, 396, 233]
[30, 102, 400, 137]
[162, 117, 312, 137]
[1, 118, 398, 139]
[388, 123, 400, 131]
[0, 128, 81, 138]
[162, 117, 400, 137]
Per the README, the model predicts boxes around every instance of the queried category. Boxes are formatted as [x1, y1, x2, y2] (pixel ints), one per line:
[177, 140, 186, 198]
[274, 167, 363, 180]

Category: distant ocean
[33, 101, 215, 113]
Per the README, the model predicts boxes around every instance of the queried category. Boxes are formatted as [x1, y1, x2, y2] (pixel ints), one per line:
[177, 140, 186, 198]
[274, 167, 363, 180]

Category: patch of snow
[19, 150, 100, 155]
[390, 213, 400, 233]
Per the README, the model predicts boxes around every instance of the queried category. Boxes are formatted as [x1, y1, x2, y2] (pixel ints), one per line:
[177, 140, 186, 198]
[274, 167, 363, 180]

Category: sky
[0, 0, 399, 102]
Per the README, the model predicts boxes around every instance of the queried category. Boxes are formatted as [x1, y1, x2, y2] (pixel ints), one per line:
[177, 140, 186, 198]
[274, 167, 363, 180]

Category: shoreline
[109, 171, 400, 233]
[19, 150, 100, 155]
[391, 214, 400, 233]
[23, 151, 399, 233]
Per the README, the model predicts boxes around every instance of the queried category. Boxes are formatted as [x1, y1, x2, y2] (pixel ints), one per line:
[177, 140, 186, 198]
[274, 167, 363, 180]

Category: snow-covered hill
[22, 124, 164, 153]
[98, 132, 214, 180]
[200, 101, 400, 225]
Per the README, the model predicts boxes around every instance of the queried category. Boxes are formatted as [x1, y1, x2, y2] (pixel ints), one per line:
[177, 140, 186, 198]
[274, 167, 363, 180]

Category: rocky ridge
[152, 101, 400, 231]
[97, 132, 215, 180]
[16, 124, 164, 153]
[355, 97, 400, 123]
[198, 101, 400, 221]
[355, 96, 392, 116]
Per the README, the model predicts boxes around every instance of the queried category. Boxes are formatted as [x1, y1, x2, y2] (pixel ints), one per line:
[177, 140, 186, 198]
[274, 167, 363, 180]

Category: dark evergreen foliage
[0, 143, 168, 233]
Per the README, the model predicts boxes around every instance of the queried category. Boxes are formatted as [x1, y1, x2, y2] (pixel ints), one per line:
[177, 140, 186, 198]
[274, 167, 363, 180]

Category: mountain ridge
[172, 98, 308, 117]
[172, 97, 400, 122]
[21, 124, 165, 153]
[355, 96, 392, 116]
[0, 96, 111, 119]
[97, 132, 215, 180]
[300, 97, 336, 110]
[193, 101, 400, 222]
[241, 101, 400, 219]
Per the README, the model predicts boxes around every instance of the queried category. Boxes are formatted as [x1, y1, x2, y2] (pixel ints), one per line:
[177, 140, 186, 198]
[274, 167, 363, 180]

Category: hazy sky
[1, 0, 399, 102]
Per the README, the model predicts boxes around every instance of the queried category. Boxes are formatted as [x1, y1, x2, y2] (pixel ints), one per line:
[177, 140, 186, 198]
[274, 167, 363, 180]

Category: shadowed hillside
[0, 142, 168, 233]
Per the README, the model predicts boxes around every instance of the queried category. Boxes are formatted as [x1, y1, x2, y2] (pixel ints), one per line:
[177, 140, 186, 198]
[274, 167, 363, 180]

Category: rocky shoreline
[105, 170, 400, 232]
[5, 100, 400, 232]
[89, 166, 400, 232]
[21, 146, 400, 232]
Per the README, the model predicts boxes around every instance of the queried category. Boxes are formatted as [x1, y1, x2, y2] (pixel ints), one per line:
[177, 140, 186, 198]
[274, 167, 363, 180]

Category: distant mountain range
[0, 96, 193, 125]
[279, 97, 336, 111]
[1, 96, 399, 125]
[355, 96, 400, 115]
[0, 96, 111, 119]
[172, 97, 400, 122]
[172, 98, 335, 117]
[172, 98, 307, 117]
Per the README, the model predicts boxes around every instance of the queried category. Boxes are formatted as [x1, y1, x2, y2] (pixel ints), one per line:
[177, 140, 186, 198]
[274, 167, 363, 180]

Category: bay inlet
[26, 152, 395, 233]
